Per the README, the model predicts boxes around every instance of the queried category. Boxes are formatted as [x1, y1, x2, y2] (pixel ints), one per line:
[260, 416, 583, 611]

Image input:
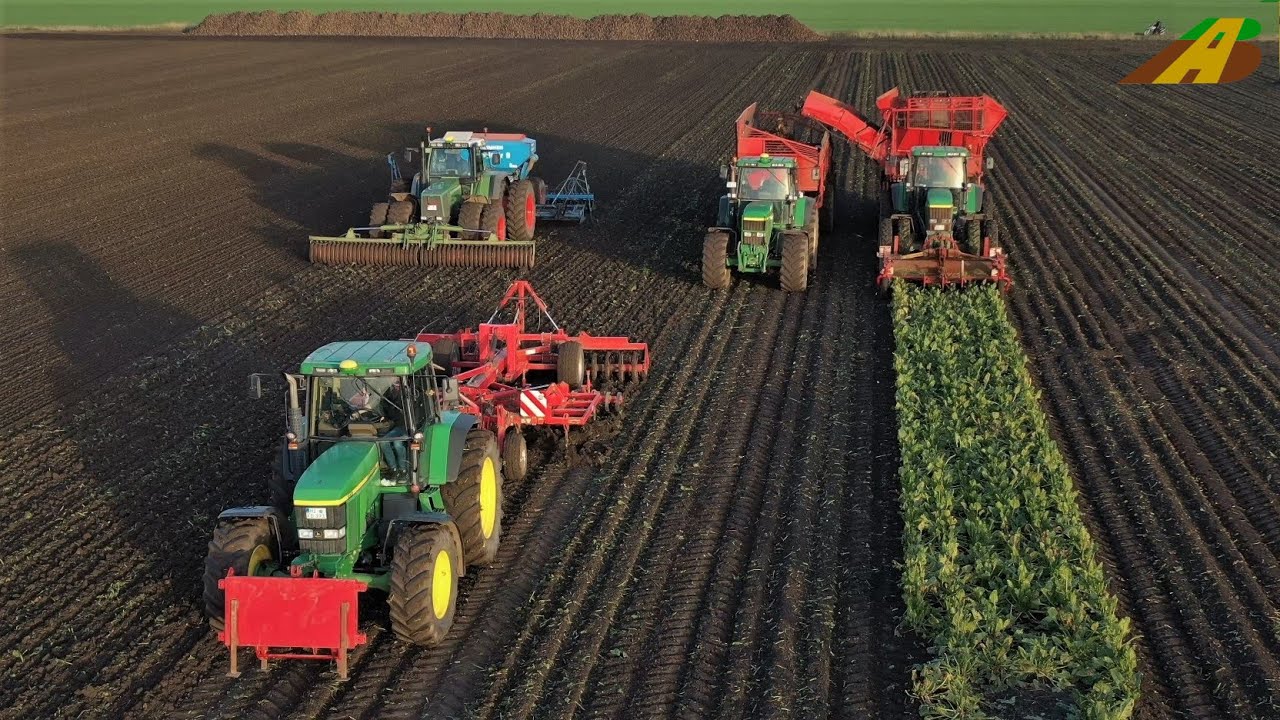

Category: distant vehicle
[1142, 20, 1167, 36]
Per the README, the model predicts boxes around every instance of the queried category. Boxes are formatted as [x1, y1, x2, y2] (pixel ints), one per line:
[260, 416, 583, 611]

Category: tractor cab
[892, 147, 986, 250]
[720, 155, 807, 273]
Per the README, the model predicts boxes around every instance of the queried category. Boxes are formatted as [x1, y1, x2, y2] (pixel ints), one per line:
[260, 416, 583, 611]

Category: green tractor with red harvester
[702, 103, 831, 293]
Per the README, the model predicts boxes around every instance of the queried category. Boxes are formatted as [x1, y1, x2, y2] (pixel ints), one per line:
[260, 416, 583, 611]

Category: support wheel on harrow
[458, 202, 483, 231]
[505, 180, 537, 242]
[780, 230, 809, 293]
[369, 202, 390, 239]
[702, 232, 730, 289]
[503, 430, 528, 482]
[557, 341, 585, 389]
[441, 429, 503, 566]
[389, 523, 460, 646]
[203, 518, 277, 632]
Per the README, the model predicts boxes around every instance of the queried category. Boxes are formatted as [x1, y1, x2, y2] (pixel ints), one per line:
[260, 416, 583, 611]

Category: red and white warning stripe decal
[519, 389, 549, 418]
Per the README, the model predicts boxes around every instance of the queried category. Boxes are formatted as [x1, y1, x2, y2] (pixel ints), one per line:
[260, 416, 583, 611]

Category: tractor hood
[294, 442, 380, 507]
[926, 187, 955, 209]
[420, 178, 463, 223]
[741, 202, 775, 222]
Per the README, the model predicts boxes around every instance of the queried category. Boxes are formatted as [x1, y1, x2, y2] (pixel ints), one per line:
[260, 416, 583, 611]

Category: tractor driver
[745, 168, 788, 200]
[432, 148, 472, 178]
[341, 378, 409, 475]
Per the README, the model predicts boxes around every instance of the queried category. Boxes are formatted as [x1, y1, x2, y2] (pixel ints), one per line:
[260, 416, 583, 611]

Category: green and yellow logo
[1121, 17, 1265, 84]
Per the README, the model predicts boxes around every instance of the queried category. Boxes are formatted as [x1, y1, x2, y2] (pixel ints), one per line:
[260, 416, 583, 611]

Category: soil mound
[188, 11, 823, 42]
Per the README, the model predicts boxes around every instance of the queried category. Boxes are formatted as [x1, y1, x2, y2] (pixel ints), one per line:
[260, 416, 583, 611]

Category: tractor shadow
[6, 239, 482, 707]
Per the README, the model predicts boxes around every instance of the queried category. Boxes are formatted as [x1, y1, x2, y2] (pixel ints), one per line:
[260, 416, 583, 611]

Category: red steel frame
[735, 103, 832, 203]
[220, 566, 368, 679]
[802, 87, 1006, 182]
[415, 281, 650, 443]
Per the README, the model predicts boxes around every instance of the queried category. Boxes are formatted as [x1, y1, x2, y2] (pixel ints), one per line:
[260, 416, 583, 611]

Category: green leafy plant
[893, 284, 1139, 719]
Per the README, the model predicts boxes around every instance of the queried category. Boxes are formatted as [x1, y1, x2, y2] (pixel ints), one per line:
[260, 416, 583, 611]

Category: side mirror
[898, 158, 910, 177]
[986, 157, 995, 170]
[491, 152, 502, 165]
[248, 373, 265, 399]
[403, 148, 415, 162]
[718, 164, 729, 180]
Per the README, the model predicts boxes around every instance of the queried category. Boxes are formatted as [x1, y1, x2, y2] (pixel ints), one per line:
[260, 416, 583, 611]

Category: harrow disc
[585, 350, 647, 388]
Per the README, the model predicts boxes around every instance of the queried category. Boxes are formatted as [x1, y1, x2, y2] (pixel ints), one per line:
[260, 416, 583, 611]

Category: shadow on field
[5, 239, 481, 715]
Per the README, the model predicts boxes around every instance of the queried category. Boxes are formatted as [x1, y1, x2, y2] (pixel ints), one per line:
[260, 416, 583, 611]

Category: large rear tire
[779, 231, 809, 293]
[702, 232, 730, 289]
[441, 429, 503, 567]
[557, 340, 585, 389]
[481, 202, 507, 240]
[369, 202, 389, 239]
[389, 523, 459, 645]
[387, 200, 415, 225]
[505, 180, 537, 241]
[457, 202, 483, 231]
[203, 519, 276, 632]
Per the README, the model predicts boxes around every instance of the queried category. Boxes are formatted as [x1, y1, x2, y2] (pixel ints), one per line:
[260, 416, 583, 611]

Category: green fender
[423, 411, 479, 487]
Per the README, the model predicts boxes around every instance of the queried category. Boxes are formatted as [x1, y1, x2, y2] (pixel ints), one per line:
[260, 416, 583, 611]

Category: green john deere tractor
[879, 146, 999, 259]
[702, 154, 817, 293]
[203, 340, 502, 649]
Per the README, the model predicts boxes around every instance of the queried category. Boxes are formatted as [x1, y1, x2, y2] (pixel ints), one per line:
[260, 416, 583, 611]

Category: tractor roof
[912, 146, 969, 157]
[300, 340, 430, 376]
[739, 154, 797, 168]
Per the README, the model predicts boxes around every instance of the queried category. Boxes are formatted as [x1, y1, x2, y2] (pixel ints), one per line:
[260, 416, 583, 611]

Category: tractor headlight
[322, 528, 347, 540]
[304, 507, 328, 521]
[298, 528, 316, 539]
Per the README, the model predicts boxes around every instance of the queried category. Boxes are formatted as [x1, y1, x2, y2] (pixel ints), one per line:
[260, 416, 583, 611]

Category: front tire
[387, 200, 415, 225]
[203, 519, 276, 631]
[389, 523, 460, 645]
[457, 202, 483, 231]
[441, 429, 503, 566]
[702, 232, 730, 289]
[779, 230, 809, 293]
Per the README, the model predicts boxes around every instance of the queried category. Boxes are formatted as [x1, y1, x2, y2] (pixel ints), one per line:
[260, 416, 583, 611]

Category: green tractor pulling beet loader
[702, 103, 832, 293]
[309, 129, 595, 268]
[205, 282, 648, 678]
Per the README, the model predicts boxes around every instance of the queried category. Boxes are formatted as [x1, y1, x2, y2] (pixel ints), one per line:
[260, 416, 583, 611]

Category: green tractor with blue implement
[309, 129, 594, 268]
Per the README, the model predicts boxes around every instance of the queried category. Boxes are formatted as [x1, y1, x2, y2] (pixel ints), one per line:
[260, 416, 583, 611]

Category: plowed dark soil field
[1, 34, 1277, 720]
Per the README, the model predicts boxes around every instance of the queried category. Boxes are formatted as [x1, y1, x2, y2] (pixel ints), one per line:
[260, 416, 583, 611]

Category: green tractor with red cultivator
[204, 281, 647, 677]
[309, 129, 594, 268]
[803, 87, 1011, 292]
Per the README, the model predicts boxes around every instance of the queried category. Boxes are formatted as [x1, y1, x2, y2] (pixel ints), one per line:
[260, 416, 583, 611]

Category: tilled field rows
[2, 36, 1278, 720]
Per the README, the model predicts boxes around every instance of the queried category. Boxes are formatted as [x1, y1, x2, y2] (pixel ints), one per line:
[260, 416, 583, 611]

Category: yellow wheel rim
[432, 549, 453, 620]
[247, 544, 272, 576]
[479, 457, 497, 539]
